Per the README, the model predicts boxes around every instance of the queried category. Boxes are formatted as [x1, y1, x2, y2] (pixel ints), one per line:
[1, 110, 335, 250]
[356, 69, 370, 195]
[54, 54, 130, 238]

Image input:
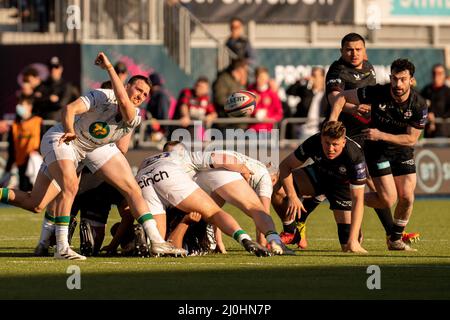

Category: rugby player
[136, 149, 271, 257]
[0, 52, 178, 259]
[329, 58, 427, 251]
[163, 141, 294, 255]
[281, 33, 417, 248]
[273, 121, 368, 253]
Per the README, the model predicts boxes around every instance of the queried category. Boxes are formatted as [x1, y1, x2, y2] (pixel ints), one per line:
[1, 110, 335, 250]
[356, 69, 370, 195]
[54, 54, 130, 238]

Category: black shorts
[299, 164, 352, 211]
[71, 182, 124, 224]
[365, 141, 416, 178]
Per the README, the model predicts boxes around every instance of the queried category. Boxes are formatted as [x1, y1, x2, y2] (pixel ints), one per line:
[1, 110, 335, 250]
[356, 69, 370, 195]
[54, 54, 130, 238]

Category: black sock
[283, 221, 297, 234]
[390, 224, 405, 242]
[298, 197, 322, 223]
[374, 207, 394, 236]
[337, 223, 351, 245]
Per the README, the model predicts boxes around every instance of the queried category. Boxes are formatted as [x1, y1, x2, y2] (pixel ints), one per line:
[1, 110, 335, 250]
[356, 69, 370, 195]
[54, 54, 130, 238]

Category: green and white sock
[38, 211, 55, 247]
[55, 215, 70, 253]
[232, 230, 251, 245]
[138, 213, 164, 243]
[0, 188, 9, 204]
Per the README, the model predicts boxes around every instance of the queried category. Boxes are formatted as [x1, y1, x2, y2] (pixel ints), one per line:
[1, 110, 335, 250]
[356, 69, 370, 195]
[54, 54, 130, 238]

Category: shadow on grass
[1, 264, 449, 300]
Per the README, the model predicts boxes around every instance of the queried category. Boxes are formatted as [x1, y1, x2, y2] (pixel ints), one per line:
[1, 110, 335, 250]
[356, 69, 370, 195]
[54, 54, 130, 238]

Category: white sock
[56, 225, 69, 253]
[141, 219, 165, 243]
[39, 218, 55, 247]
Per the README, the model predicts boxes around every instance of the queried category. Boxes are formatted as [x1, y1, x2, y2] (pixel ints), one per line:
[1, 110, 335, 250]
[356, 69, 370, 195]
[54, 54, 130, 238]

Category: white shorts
[40, 125, 82, 168]
[137, 162, 200, 213]
[194, 170, 243, 195]
[82, 143, 121, 174]
[253, 173, 273, 199]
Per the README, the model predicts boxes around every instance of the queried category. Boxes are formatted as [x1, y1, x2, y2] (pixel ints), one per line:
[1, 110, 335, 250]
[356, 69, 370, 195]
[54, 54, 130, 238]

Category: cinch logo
[138, 171, 169, 187]
[89, 121, 110, 139]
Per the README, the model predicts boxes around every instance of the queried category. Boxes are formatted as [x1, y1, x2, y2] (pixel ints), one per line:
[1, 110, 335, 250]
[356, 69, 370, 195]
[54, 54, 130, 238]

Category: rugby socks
[337, 223, 351, 245]
[232, 230, 251, 245]
[38, 211, 56, 247]
[282, 220, 297, 234]
[265, 231, 282, 244]
[374, 207, 394, 236]
[298, 196, 322, 223]
[138, 213, 165, 243]
[55, 215, 70, 253]
[0, 188, 9, 203]
[390, 219, 408, 242]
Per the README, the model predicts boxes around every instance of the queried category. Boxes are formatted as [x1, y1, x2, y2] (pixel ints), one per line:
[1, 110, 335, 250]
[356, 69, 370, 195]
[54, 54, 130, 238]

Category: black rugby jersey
[357, 84, 428, 135]
[293, 133, 367, 186]
[326, 58, 376, 137]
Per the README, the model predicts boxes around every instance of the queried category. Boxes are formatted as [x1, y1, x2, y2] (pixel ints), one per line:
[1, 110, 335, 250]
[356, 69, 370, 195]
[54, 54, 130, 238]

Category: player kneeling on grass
[274, 121, 367, 253]
[163, 141, 294, 255]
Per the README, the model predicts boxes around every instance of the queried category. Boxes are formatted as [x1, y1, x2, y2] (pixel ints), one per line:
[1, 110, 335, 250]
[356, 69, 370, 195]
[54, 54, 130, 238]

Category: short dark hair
[127, 75, 152, 88]
[341, 33, 366, 48]
[22, 67, 39, 78]
[321, 121, 346, 139]
[100, 80, 112, 89]
[391, 59, 415, 77]
[163, 140, 183, 152]
[432, 63, 447, 75]
[229, 58, 248, 72]
[195, 76, 209, 85]
[114, 61, 128, 74]
[18, 95, 34, 106]
[255, 66, 269, 78]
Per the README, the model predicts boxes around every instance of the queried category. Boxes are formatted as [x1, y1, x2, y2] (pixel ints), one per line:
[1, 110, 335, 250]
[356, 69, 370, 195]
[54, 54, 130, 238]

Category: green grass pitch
[0, 201, 449, 300]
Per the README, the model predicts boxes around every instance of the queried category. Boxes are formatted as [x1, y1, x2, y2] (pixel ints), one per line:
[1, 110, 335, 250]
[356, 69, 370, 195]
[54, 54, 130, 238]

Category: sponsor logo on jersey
[89, 121, 110, 139]
[138, 170, 170, 188]
[401, 159, 415, 166]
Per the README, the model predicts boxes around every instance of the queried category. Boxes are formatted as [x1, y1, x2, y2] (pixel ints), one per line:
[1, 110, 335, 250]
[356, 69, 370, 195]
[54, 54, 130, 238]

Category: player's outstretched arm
[362, 125, 421, 147]
[346, 185, 367, 253]
[329, 89, 362, 121]
[210, 153, 254, 179]
[279, 153, 306, 221]
[167, 212, 202, 249]
[95, 52, 136, 124]
[59, 98, 88, 145]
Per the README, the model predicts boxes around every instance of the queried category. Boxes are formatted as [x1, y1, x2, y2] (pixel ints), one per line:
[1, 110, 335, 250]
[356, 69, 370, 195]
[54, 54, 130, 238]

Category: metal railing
[163, 1, 236, 75]
[1, 117, 450, 151]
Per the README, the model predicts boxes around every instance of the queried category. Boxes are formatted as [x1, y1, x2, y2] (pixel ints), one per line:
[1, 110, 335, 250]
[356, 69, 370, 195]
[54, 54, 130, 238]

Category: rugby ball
[224, 90, 256, 117]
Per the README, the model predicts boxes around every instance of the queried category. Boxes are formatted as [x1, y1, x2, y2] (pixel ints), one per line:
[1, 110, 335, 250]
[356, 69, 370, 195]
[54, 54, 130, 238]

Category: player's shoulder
[411, 89, 428, 109]
[344, 137, 364, 160]
[327, 59, 345, 75]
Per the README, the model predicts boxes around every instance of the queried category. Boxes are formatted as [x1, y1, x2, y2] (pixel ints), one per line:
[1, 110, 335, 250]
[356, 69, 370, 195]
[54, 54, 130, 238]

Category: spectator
[225, 17, 255, 65]
[174, 76, 217, 127]
[114, 61, 129, 83]
[147, 73, 171, 141]
[3, 96, 43, 191]
[22, 67, 42, 92]
[33, 56, 78, 121]
[421, 64, 450, 137]
[286, 66, 328, 139]
[213, 59, 248, 118]
[247, 67, 283, 132]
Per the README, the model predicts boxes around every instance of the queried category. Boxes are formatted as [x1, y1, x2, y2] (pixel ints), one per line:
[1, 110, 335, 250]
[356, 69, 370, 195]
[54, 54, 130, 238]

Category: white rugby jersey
[138, 149, 212, 178]
[209, 150, 271, 193]
[70, 89, 141, 153]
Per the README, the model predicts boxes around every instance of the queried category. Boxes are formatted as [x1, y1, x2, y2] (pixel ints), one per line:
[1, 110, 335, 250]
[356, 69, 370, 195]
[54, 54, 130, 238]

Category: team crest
[89, 121, 110, 139]
[339, 166, 347, 174]
[404, 110, 412, 119]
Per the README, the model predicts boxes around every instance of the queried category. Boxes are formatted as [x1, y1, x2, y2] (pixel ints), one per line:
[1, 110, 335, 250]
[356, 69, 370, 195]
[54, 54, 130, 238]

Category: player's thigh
[95, 152, 138, 194]
[333, 210, 351, 224]
[292, 166, 318, 197]
[393, 173, 416, 201]
[83, 143, 121, 174]
[176, 188, 222, 218]
[48, 159, 78, 193]
[215, 178, 263, 210]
